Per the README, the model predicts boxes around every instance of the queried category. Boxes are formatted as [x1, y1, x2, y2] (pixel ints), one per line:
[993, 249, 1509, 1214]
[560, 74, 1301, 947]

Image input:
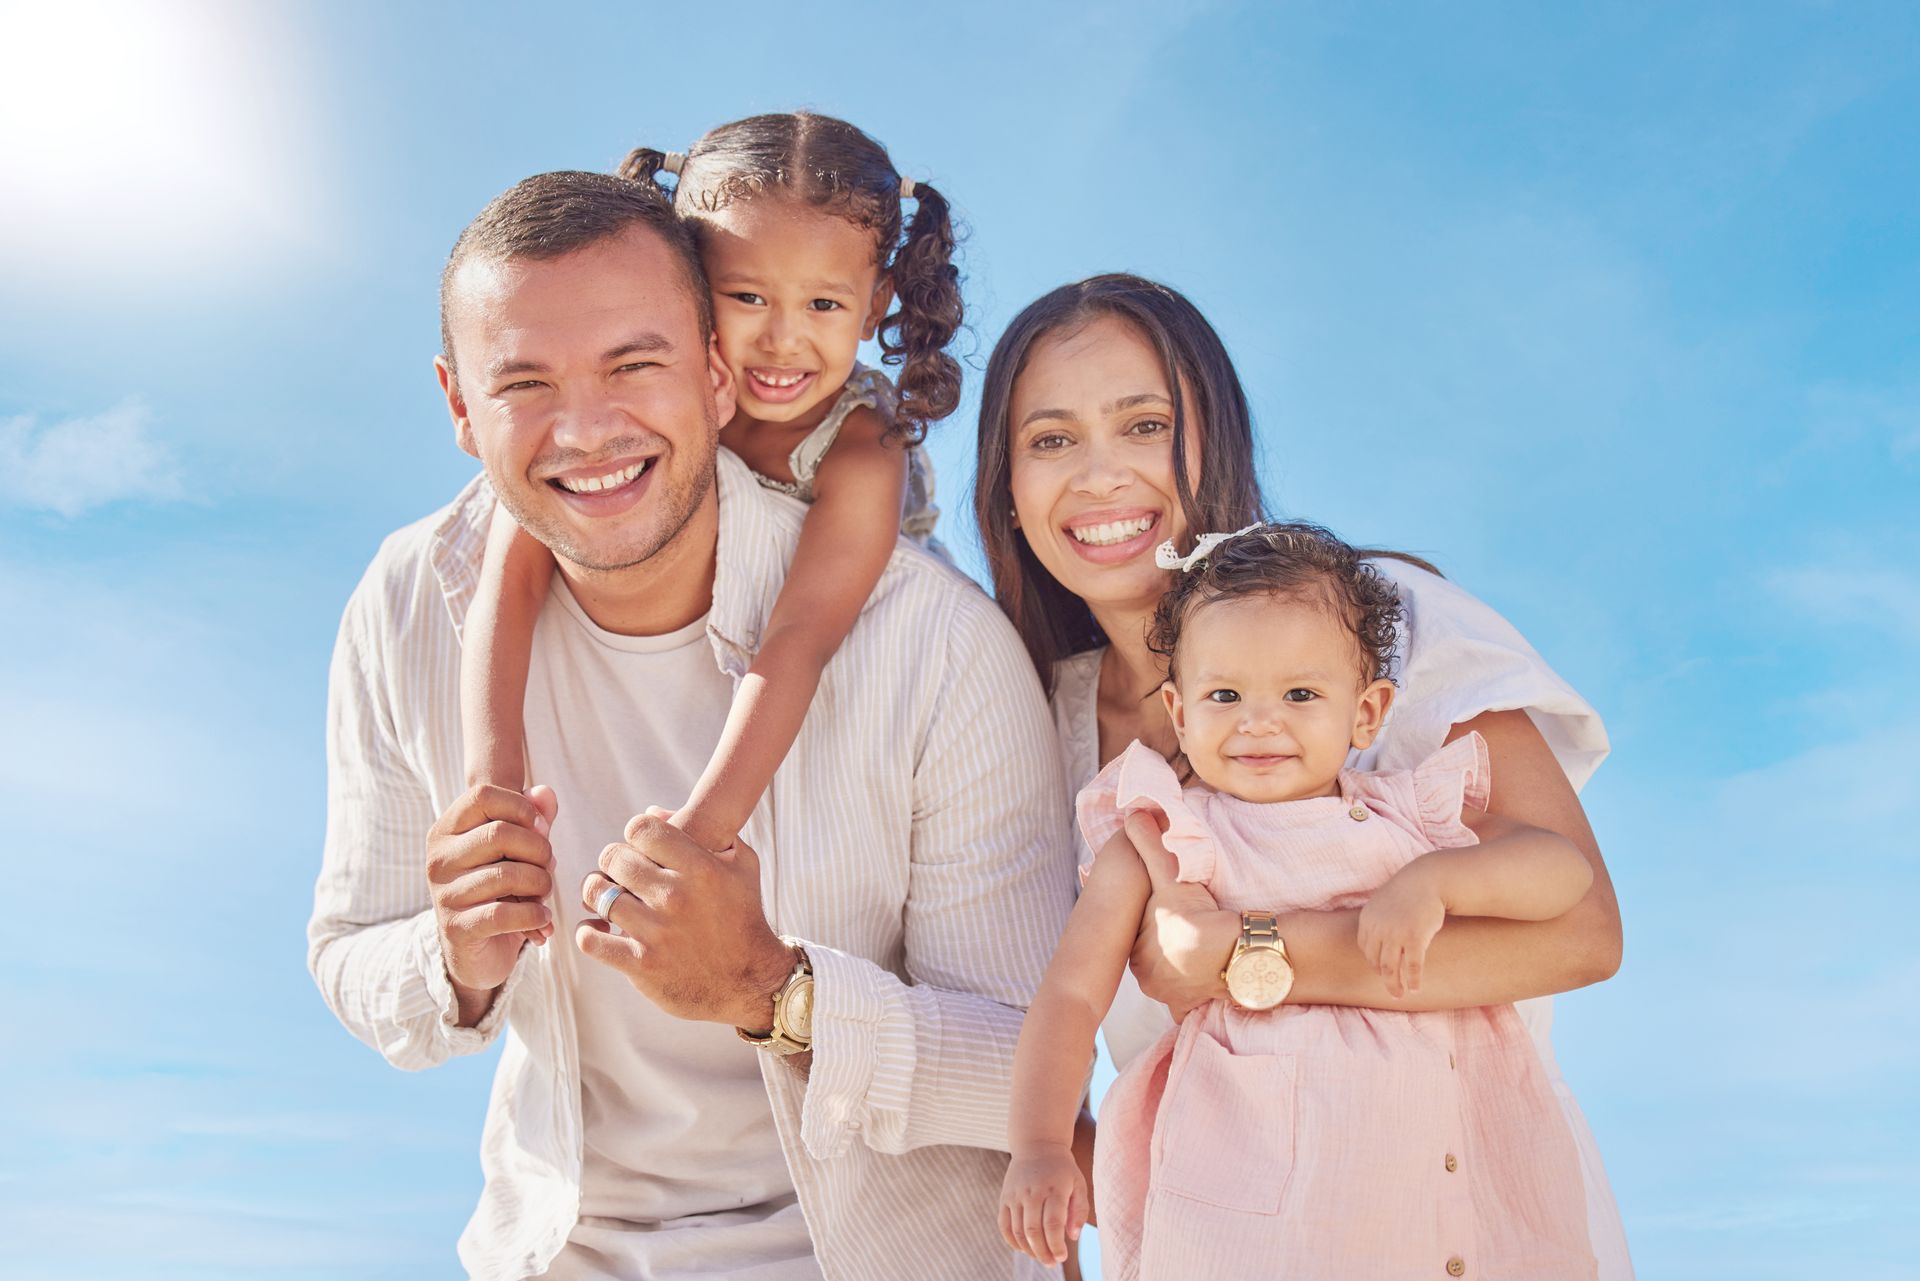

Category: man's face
[436, 227, 735, 574]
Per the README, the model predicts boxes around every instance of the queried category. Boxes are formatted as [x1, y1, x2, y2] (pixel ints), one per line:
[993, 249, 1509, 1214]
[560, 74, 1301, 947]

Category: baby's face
[1163, 593, 1394, 803]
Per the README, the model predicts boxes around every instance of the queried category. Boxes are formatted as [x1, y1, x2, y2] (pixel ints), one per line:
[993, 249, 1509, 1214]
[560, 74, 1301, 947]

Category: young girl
[460, 112, 962, 869]
[999, 523, 1599, 1280]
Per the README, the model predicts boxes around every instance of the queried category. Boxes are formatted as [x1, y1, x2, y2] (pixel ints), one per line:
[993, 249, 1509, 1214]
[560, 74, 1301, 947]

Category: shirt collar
[428, 448, 784, 671]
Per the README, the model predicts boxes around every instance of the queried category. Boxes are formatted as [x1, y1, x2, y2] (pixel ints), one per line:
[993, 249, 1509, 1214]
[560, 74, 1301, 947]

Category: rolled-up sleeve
[305, 561, 525, 1071]
[798, 592, 1075, 1159]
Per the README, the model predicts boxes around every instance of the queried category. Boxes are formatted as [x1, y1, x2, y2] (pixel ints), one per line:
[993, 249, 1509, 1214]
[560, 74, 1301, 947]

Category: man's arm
[795, 592, 1077, 1159]
[306, 565, 541, 1069]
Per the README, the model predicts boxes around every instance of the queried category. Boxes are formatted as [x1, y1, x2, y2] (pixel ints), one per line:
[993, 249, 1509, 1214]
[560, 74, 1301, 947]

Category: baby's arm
[1000, 827, 1153, 1267]
[461, 503, 555, 792]
[673, 407, 908, 852]
[1358, 811, 1593, 997]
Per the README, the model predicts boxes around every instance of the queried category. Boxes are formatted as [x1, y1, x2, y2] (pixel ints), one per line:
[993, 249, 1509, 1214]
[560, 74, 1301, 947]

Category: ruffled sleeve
[1407, 731, 1492, 850]
[1073, 740, 1218, 885]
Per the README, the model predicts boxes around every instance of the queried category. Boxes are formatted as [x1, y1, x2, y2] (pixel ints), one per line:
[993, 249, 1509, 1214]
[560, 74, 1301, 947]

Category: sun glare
[0, 0, 327, 286]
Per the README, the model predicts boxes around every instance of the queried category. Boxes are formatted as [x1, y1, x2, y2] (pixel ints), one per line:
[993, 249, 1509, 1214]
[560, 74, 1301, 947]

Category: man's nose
[549, 386, 626, 452]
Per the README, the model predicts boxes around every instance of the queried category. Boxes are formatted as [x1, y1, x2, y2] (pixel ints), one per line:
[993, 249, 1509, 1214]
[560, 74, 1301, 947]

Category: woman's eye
[808, 298, 843, 312]
[1284, 689, 1317, 703]
[1207, 689, 1240, 704]
[1030, 432, 1072, 452]
[1129, 417, 1171, 437]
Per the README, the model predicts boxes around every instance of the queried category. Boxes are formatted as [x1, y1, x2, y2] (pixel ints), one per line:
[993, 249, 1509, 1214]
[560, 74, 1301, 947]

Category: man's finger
[432, 819, 552, 880]
[597, 844, 675, 901]
[440, 859, 553, 910]
[581, 871, 661, 937]
[621, 812, 708, 874]
[448, 898, 550, 940]
[575, 918, 645, 972]
[436, 784, 550, 840]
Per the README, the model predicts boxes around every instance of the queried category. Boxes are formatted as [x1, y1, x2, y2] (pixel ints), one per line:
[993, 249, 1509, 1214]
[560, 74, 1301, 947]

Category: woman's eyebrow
[1019, 392, 1171, 431]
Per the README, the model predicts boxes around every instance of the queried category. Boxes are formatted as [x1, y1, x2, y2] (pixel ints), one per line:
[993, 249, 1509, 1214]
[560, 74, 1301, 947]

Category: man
[308, 171, 1073, 1280]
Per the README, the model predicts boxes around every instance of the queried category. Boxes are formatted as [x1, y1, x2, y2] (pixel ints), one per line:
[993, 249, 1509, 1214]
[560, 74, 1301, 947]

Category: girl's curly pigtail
[617, 147, 677, 189]
[881, 180, 964, 445]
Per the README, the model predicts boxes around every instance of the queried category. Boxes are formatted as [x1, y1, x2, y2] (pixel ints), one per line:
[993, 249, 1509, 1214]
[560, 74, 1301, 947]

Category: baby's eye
[1207, 689, 1240, 704]
[729, 292, 766, 306]
[1284, 689, 1318, 703]
[808, 298, 843, 312]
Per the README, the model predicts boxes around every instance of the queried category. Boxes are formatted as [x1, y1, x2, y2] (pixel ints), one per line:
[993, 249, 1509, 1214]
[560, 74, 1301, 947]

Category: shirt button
[1444, 1153, 1458, 1173]
[1446, 1258, 1466, 1277]
[1348, 805, 1370, 822]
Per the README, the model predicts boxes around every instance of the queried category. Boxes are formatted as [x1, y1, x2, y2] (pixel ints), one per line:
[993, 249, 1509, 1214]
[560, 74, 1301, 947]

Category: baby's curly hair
[1149, 522, 1405, 686]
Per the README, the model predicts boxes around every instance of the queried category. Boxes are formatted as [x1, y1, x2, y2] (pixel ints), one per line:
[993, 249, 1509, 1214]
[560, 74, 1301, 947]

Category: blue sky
[2, 2, 1915, 1277]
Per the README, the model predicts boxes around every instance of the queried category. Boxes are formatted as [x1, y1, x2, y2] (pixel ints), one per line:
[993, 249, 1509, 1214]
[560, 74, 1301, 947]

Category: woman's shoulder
[1048, 646, 1106, 797]
[1364, 557, 1609, 789]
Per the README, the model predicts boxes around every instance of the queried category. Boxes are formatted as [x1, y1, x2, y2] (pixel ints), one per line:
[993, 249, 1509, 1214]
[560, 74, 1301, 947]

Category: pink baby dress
[1079, 734, 1595, 1281]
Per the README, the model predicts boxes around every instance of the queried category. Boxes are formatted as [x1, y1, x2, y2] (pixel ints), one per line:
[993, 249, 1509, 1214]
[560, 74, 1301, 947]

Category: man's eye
[499, 380, 545, 393]
[1207, 689, 1240, 704]
[808, 298, 843, 312]
[615, 361, 658, 374]
[1285, 689, 1317, 703]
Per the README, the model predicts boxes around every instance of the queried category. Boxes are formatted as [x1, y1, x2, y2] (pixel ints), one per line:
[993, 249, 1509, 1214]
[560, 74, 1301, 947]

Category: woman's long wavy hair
[620, 111, 963, 444]
[974, 273, 1435, 694]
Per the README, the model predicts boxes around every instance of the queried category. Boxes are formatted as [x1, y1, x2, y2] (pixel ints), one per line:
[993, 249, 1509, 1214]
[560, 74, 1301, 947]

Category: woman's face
[1007, 313, 1202, 619]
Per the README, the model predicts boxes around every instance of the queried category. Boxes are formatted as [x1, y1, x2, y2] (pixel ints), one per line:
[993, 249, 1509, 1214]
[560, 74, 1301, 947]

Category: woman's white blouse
[1048, 559, 1635, 1278]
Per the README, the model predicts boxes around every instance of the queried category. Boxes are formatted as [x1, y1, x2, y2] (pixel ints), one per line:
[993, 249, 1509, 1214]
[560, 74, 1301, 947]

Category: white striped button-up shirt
[308, 450, 1073, 1281]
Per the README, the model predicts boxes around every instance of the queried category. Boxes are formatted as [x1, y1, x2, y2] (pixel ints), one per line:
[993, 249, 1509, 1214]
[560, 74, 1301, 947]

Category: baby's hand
[1357, 860, 1447, 997]
[999, 1146, 1088, 1266]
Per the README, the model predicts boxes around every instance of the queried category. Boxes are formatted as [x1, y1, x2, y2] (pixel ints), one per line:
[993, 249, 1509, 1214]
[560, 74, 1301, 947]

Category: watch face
[782, 976, 814, 1040]
[1227, 950, 1294, 1011]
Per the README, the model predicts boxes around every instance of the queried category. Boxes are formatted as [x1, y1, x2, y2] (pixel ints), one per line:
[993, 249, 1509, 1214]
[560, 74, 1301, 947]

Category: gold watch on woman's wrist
[737, 940, 813, 1056]
[1222, 910, 1294, 1010]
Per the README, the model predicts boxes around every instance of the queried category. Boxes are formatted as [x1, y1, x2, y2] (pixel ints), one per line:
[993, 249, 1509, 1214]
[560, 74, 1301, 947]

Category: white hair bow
[1154, 524, 1264, 573]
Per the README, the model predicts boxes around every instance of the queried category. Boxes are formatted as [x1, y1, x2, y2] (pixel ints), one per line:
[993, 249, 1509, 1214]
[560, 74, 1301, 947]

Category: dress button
[1444, 1153, 1458, 1173]
[1348, 805, 1369, 822]
[1446, 1258, 1466, 1277]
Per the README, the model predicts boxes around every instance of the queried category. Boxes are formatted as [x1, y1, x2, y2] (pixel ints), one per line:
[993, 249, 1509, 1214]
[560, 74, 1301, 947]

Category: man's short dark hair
[439, 170, 713, 379]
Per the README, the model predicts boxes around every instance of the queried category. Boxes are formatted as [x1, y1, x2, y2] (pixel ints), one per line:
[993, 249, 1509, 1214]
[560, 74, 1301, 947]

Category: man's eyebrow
[602, 333, 675, 363]
[1018, 391, 1173, 432]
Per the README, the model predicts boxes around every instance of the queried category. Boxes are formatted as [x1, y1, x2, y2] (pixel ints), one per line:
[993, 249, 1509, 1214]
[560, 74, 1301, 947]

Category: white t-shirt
[523, 580, 818, 1281]
[1050, 559, 1634, 1280]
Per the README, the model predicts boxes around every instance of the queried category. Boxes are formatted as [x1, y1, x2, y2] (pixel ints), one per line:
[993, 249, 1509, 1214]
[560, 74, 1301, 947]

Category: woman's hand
[1124, 812, 1238, 1020]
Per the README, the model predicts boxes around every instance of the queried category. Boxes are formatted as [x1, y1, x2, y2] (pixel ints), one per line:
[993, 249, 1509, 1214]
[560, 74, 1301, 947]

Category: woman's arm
[673, 408, 909, 852]
[1002, 830, 1151, 1266]
[1132, 708, 1624, 1015]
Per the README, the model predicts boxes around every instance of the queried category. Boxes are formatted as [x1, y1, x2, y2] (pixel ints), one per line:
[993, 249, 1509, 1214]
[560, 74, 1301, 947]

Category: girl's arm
[1001, 828, 1153, 1266]
[674, 408, 908, 852]
[460, 504, 555, 791]
[1357, 811, 1594, 996]
[1133, 708, 1624, 1015]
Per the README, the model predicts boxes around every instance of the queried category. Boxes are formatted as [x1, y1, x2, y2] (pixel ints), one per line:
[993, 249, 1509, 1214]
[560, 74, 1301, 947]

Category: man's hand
[576, 810, 793, 1027]
[426, 784, 558, 1025]
[1124, 811, 1236, 1020]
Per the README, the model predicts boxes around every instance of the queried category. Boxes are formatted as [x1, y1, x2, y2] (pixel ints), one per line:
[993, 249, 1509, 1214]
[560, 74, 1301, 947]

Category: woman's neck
[1088, 601, 1178, 762]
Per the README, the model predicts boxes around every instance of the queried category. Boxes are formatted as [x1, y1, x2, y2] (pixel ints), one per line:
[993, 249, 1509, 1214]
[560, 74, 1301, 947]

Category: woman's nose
[1070, 435, 1132, 497]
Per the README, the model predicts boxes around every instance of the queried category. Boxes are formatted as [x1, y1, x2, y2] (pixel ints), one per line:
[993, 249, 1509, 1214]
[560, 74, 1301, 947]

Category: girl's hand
[1126, 813, 1236, 1019]
[999, 1146, 1088, 1265]
[1357, 861, 1447, 997]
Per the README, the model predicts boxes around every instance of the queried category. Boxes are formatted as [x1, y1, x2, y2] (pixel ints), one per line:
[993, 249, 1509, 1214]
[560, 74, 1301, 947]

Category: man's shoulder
[341, 476, 488, 641]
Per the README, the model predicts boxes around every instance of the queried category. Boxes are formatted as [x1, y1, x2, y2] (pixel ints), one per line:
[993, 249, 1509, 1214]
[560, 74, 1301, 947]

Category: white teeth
[753, 370, 808, 388]
[1069, 516, 1154, 547]
[557, 460, 649, 494]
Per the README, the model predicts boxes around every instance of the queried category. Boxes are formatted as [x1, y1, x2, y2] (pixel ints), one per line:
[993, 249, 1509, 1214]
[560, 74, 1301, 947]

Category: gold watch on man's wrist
[1222, 910, 1294, 1011]
[737, 940, 814, 1056]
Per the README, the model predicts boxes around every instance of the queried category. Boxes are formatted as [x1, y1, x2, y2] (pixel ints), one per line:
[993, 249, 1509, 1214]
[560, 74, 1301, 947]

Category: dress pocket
[1151, 1031, 1295, 1213]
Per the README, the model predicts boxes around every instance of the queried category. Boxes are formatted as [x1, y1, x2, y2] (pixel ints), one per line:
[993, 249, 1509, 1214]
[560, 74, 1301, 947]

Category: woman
[973, 274, 1633, 1277]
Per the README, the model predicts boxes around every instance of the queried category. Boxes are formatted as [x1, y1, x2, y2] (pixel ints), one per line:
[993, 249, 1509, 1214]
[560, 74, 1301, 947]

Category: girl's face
[1162, 594, 1394, 803]
[700, 197, 893, 429]
[1007, 314, 1203, 620]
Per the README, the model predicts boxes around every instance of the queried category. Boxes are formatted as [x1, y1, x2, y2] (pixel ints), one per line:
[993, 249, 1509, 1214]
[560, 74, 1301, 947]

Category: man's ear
[1161, 680, 1186, 740]
[435, 354, 479, 459]
[861, 277, 896, 341]
[1349, 678, 1396, 751]
[706, 334, 737, 428]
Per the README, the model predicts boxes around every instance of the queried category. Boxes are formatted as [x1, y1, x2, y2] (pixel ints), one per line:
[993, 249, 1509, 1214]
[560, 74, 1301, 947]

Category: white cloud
[0, 399, 183, 516]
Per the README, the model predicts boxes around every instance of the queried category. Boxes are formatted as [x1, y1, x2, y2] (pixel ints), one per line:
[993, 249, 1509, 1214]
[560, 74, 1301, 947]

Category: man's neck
[554, 485, 720, 636]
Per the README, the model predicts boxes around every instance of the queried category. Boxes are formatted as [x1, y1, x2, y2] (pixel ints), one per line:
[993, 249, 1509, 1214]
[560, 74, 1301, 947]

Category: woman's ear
[862, 277, 896, 341]
[1349, 678, 1396, 751]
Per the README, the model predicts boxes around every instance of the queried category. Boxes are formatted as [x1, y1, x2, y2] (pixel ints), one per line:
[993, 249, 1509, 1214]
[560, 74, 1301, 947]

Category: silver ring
[592, 883, 624, 920]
